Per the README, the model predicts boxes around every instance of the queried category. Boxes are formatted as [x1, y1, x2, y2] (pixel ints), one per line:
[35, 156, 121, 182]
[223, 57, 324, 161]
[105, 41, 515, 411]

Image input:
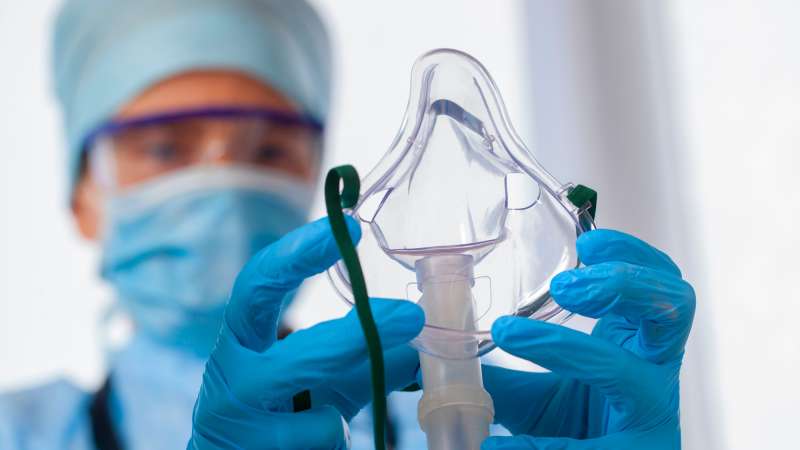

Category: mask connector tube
[415, 255, 494, 450]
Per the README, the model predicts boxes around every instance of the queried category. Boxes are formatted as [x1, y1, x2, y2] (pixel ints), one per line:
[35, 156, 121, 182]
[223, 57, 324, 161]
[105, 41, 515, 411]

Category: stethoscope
[89, 377, 123, 450]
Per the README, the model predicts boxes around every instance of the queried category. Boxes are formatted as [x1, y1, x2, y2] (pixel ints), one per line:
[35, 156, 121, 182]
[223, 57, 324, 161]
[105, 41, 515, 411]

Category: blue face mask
[99, 165, 313, 355]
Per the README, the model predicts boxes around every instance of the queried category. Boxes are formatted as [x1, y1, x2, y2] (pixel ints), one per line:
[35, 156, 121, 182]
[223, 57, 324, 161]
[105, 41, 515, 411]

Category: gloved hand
[188, 217, 425, 449]
[482, 229, 695, 449]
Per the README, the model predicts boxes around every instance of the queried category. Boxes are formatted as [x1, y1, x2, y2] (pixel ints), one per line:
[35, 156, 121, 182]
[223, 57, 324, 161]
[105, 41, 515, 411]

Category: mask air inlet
[415, 255, 493, 450]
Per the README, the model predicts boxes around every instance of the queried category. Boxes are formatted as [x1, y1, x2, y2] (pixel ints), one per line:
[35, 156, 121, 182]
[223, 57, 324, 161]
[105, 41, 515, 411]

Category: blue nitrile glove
[482, 229, 695, 449]
[188, 217, 425, 449]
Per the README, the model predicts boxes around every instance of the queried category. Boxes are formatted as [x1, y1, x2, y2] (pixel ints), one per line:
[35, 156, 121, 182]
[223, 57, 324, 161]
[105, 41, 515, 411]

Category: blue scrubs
[0, 335, 426, 449]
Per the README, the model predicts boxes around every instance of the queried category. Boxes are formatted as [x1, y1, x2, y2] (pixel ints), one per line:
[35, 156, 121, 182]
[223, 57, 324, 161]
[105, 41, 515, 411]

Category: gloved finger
[376, 344, 420, 393]
[271, 406, 351, 450]
[220, 298, 424, 410]
[481, 432, 646, 450]
[491, 317, 659, 411]
[576, 229, 682, 276]
[551, 262, 695, 363]
[227, 215, 361, 351]
[482, 434, 585, 449]
[589, 314, 638, 347]
[190, 404, 349, 450]
[311, 344, 420, 420]
[481, 365, 566, 435]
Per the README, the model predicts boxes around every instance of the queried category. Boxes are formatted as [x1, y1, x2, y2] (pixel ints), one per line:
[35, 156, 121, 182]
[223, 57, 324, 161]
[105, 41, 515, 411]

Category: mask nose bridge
[403, 99, 521, 216]
[432, 99, 523, 209]
[431, 99, 487, 137]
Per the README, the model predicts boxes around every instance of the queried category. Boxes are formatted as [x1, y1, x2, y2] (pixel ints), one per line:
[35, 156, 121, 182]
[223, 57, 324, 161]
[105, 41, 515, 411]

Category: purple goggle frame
[81, 106, 324, 151]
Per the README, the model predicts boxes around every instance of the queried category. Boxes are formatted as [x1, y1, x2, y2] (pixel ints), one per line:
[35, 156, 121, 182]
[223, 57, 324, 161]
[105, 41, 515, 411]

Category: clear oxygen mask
[328, 48, 596, 360]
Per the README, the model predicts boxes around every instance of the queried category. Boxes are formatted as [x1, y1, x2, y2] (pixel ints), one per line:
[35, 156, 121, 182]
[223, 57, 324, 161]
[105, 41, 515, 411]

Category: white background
[1, 1, 797, 449]
[669, 1, 799, 447]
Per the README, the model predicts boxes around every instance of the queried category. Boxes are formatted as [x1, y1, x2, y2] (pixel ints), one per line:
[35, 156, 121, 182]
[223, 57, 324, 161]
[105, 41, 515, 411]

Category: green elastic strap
[325, 165, 387, 450]
[566, 184, 598, 219]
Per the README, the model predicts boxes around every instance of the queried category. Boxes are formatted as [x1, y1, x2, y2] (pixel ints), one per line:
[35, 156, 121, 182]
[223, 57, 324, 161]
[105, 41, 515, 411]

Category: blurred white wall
[0, 1, 110, 389]
[521, 2, 721, 448]
[669, 1, 800, 449]
[521, 1, 799, 449]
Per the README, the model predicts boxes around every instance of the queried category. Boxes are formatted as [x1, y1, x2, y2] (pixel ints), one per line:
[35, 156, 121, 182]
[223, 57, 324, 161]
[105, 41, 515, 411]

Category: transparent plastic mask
[328, 49, 595, 359]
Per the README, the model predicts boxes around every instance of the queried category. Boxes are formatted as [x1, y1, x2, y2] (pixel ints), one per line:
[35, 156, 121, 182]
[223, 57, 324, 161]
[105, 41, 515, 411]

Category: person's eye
[255, 144, 289, 163]
[143, 143, 179, 162]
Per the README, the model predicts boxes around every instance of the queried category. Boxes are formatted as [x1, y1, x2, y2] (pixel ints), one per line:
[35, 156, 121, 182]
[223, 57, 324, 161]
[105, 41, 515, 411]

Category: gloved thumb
[225, 216, 361, 352]
[190, 404, 351, 450]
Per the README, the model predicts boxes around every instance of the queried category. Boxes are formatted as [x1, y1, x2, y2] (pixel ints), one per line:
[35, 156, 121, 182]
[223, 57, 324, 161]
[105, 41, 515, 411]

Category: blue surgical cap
[52, 0, 332, 192]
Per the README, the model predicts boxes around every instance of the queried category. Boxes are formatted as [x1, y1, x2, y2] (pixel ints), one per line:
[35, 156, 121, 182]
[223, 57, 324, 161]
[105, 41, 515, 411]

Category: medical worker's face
[71, 70, 320, 239]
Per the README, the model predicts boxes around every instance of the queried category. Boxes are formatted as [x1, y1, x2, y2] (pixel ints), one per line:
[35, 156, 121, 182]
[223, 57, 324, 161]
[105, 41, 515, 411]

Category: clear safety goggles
[84, 107, 323, 188]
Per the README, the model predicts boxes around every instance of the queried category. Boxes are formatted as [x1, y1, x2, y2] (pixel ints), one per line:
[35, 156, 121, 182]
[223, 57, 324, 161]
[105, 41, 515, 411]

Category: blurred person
[0, 0, 426, 448]
[0, 0, 696, 449]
